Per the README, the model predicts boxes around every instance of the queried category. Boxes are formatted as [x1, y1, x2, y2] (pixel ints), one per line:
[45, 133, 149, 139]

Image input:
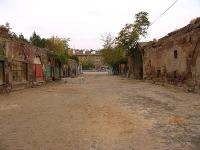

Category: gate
[33, 57, 44, 82]
[33, 64, 44, 81]
[12, 61, 27, 83]
[45, 64, 51, 80]
[55, 64, 60, 79]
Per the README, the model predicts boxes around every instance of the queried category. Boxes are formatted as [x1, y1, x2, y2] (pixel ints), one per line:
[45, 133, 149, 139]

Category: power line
[150, 0, 179, 27]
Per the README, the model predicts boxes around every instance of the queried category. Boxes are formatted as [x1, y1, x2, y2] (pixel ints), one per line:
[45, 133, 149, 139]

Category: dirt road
[0, 73, 200, 150]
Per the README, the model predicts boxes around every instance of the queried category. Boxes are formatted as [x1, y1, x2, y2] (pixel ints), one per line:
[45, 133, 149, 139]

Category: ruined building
[0, 26, 80, 93]
[142, 18, 200, 91]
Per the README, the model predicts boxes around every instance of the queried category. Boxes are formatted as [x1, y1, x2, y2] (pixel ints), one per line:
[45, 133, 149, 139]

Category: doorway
[0, 61, 4, 85]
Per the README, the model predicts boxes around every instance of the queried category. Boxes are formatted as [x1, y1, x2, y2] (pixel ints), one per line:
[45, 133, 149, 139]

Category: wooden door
[0, 61, 4, 85]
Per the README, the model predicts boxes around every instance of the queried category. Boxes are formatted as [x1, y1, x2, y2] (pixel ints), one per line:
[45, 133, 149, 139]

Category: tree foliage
[46, 36, 70, 64]
[100, 12, 150, 75]
[101, 33, 126, 67]
[134, 11, 150, 37]
[101, 47, 126, 67]
[1, 23, 29, 43]
[30, 31, 47, 48]
[69, 55, 79, 63]
[18, 33, 29, 43]
[81, 57, 94, 69]
[101, 33, 114, 49]
[116, 11, 150, 52]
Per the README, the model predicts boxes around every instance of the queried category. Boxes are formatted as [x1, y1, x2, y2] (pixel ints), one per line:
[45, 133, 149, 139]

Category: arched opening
[12, 50, 28, 84]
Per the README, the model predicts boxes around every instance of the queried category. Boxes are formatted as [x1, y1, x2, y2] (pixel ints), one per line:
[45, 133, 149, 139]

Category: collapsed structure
[0, 27, 80, 92]
[142, 18, 200, 91]
[117, 18, 200, 92]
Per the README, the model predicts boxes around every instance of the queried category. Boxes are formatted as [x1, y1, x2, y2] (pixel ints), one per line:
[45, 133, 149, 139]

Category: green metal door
[45, 65, 51, 80]
[55, 65, 60, 79]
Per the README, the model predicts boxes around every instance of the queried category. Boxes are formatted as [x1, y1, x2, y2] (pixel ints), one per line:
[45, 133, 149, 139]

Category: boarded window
[174, 50, 178, 59]
[12, 61, 27, 83]
[0, 61, 4, 85]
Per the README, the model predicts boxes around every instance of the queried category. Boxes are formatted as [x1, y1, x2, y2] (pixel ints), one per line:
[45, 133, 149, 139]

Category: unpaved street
[0, 73, 200, 150]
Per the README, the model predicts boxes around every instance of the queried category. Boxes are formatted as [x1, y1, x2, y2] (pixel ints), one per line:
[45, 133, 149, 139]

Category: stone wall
[0, 37, 52, 90]
[0, 28, 63, 92]
[143, 18, 200, 92]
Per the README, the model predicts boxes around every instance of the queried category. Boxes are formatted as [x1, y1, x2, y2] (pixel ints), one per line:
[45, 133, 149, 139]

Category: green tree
[46, 36, 70, 64]
[116, 11, 150, 53]
[134, 11, 150, 37]
[101, 47, 126, 73]
[100, 34, 127, 74]
[82, 57, 94, 70]
[70, 55, 79, 63]
[18, 33, 29, 43]
[101, 12, 150, 76]
[115, 11, 150, 77]
[30, 31, 47, 48]
[101, 33, 114, 49]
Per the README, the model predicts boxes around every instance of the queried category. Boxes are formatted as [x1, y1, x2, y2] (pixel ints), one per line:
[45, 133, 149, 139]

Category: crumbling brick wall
[0, 34, 53, 91]
[0, 26, 9, 39]
[143, 18, 200, 90]
[196, 54, 200, 83]
[0, 26, 81, 93]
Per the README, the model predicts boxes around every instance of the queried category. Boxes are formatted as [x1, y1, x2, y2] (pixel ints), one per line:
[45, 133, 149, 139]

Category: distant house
[73, 50, 105, 70]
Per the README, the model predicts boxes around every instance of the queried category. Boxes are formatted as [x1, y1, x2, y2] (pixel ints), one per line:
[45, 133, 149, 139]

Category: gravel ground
[0, 72, 199, 150]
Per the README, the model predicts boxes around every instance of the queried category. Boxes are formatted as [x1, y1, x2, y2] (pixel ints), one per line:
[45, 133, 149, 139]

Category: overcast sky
[0, 0, 199, 49]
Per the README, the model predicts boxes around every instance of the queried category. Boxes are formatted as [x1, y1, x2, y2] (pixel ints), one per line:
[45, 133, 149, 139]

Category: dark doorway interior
[132, 44, 144, 79]
[0, 61, 4, 85]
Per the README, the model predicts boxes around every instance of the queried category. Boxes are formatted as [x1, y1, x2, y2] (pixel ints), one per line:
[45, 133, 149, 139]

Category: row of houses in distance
[0, 26, 81, 93]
